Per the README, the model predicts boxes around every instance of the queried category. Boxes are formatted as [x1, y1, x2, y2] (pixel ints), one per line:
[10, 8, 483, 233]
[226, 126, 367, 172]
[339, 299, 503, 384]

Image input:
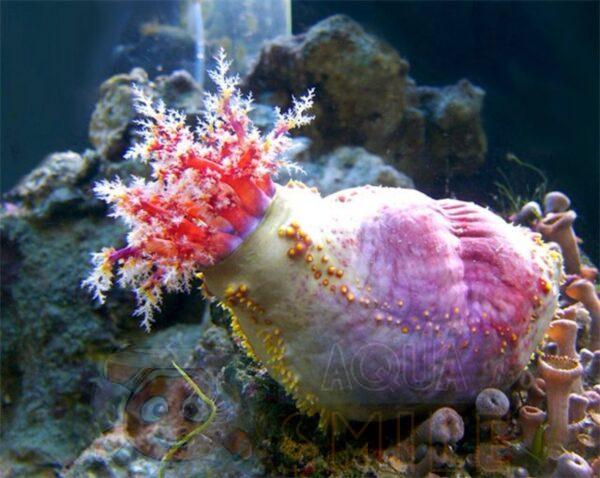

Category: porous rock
[154, 69, 203, 115]
[278, 142, 414, 195]
[246, 14, 487, 185]
[89, 68, 150, 161]
[7, 150, 97, 208]
[247, 15, 409, 155]
[89, 69, 202, 162]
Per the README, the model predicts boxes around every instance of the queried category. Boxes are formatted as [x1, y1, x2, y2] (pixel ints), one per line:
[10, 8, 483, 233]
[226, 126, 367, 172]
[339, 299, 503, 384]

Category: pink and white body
[84, 52, 563, 424]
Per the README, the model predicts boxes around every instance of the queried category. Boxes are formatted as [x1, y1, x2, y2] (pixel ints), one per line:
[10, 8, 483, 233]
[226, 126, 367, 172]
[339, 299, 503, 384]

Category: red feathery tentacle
[83, 50, 314, 329]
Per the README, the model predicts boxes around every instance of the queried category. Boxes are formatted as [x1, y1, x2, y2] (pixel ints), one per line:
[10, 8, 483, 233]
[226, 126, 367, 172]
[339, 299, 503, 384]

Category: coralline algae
[85, 52, 563, 426]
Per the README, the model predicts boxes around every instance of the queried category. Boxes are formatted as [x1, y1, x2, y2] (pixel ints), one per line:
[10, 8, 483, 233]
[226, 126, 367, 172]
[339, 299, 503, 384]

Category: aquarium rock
[89, 68, 203, 162]
[1, 206, 129, 474]
[415, 79, 487, 179]
[246, 14, 487, 185]
[62, 323, 267, 478]
[6, 150, 97, 208]
[279, 145, 414, 195]
[0, 157, 203, 475]
[246, 14, 409, 148]
[89, 68, 150, 160]
[154, 69, 203, 116]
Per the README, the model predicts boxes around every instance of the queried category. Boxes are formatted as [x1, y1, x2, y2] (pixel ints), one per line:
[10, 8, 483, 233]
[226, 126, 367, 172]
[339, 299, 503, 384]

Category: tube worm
[583, 390, 600, 412]
[567, 393, 589, 446]
[513, 201, 541, 228]
[580, 266, 598, 282]
[475, 388, 510, 418]
[476, 387, 510, 441]
[560, 303, 591, 350]
[537, 211, 581, 275]
[526, 378, 546, 408]
[537, 354, 584, 454]
[547, 319, 579, 359]
[551, 452, 593, 478]
[546, 319, 583, 392]
[568, 393, 589, 423]
[84, 52, 564, 425]
[518, 405, 546, 450]
[567, 421, 588, 450]
[579, 348, 594, 368]
[543, 191, 571, 215]
[565, 279, 600, 352]
[414, 407, 464, 446]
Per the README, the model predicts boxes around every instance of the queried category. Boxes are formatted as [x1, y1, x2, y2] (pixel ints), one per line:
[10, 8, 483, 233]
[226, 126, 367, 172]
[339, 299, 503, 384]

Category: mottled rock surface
[0, 150, 203, 476]
[246, 14, 487, 185]
[89, 69, 202, 162]
[1, 201, 130, 476]
[6, 150, 98, 210]
[247, 15, 409, 147]
[278, 142, 414, 195]
[62, 323, 267, 478]
[89, 68, 150, 161]
[154, 70, 203, 115]
[415, 80, 487, 178]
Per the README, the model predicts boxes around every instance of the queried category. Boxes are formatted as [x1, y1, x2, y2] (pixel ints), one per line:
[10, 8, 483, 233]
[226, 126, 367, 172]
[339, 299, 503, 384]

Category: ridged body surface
[204, 183, 562, 421]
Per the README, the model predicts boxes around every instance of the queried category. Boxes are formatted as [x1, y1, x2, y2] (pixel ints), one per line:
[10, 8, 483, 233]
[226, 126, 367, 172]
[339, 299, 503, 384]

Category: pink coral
[85, 53, 563, 423]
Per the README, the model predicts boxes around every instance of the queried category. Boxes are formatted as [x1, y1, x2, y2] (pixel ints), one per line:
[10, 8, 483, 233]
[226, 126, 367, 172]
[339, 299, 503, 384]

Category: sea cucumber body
[203, 183, 562, 421]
